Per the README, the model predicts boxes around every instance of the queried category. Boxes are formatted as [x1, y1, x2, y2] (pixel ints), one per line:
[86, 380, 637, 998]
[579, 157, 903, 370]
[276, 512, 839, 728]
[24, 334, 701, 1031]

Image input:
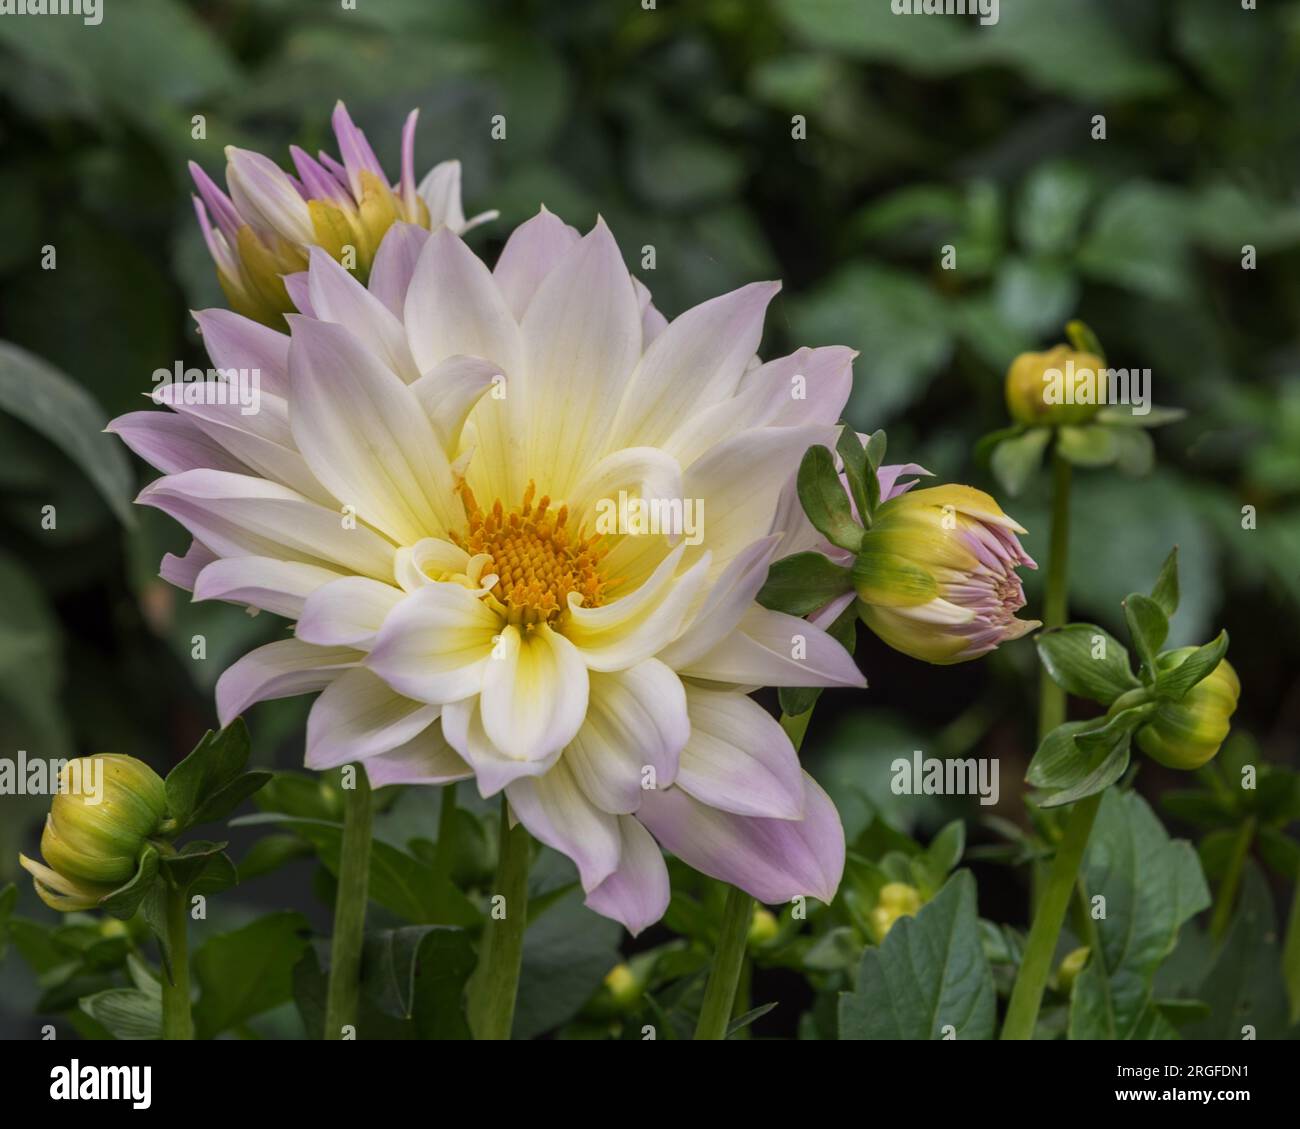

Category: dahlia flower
[190, 101, 496, 326]
[110, 211, 867, 933]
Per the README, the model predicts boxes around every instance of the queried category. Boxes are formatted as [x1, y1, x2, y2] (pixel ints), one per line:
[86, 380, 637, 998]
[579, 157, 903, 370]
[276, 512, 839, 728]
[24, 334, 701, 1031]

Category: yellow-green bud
[18, 755, 167, 912]
[1056, 945, 1090, 993]
[868, 882, 922, 943]
[1005, 345, 1106, 426]
[748, 907, 779, 947]
[1135, 650, 1240, 770]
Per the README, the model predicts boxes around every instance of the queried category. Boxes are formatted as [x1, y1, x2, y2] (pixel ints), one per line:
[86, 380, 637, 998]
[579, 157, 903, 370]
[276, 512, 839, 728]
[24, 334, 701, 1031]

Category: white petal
[364, 725, 473, 787]
[305, 667, 439, 769]
[612, 281, 780, 449]
[366, 582, 499, 704]
[410, 355, 501, 455]
[738, 345, 855, 428]
[295, 575, 405, 648]
[585, 816, 669, 936]
[505, 759, 620, 892]
[194, 556, 343, 619]
[566, 446, 684, 535]
[393, 537, 471, 592]
[441, 697, 562, 796]
[288, 316, 457, 543]
[138, 469, 396, 580]
[108, 410, 249, 476]
[676, 688, 805, 819]
[564, 545, 709, 672]
[564, 659, 688, 814]
[193, 308, 290, 398]
[368, 222, 430, 317]
[160, 541, 217, 592]
[492, 207, 581, 319]
[680, 605, 865, 688]
[417, 159, 468, 231]
[305, 247, 419, 381]
[480, 624, 589, 762]
[216, 638, 362, 725]
[520, 219, 643, 497]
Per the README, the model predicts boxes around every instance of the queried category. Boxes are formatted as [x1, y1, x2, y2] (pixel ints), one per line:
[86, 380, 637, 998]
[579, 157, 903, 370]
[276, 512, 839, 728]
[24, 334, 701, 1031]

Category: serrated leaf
[78, 987, 162, 1040]
[839, 870, 995, 1039]
[165, 719, 252, 830]
[756, 551, 854, 616]
[796, 444, 862, 552]
[1026, 720, 1131, 808]
[1155, 630, 1229, 701]
[97, 844, 159, 921]
[1035, 623, 1139, 704]
[193, 911, 310, 1039]
[188, 770, 273, 827]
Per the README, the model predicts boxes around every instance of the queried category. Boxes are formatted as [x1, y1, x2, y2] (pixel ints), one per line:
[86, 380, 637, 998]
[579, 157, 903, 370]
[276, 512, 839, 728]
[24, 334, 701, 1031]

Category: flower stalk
[1037, 450, 1072, 740]
[467, 799, 531, 1040]
[1209, 816, 1255, 943]
[323, 767, 373, 1039]
[161, 877, 193, 1040]
[694, 885, 756, 1040]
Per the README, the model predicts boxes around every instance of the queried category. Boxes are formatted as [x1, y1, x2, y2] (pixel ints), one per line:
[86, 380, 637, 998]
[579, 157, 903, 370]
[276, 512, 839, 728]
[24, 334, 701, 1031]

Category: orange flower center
[451, 482, 608, 625]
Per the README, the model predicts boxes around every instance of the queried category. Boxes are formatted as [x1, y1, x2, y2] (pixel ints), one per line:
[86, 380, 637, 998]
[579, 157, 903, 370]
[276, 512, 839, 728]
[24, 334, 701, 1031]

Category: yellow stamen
[451, 481, 607, 625]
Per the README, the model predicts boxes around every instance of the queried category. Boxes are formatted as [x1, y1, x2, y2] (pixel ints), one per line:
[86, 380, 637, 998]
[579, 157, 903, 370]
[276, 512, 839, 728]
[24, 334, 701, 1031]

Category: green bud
[1055, 945, 1090, 993]
[868, 881, 922, 943]
[1005, 346, 1106, 426]
[19, 755, 167, 912]
[1135, 650, 1240, 770]
[748, 907, 779, 947]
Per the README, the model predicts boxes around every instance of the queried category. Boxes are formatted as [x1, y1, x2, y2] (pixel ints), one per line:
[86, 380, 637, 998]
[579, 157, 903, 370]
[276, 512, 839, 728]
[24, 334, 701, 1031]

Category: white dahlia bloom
[110, 212, 864, 933]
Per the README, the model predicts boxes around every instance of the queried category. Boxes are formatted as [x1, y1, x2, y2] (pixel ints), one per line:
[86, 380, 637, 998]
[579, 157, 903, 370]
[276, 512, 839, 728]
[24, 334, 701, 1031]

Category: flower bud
[1055, 945, 1090, 993]
[191, 102, 495, 326]
[1005, 345, 1106, 426]
[853, 484, 1039, 665]
[868, 881, 922, 943]
[18, 755, 167, 912]
[748, 907, 779, 947]
[1135, 650, 1240, 770]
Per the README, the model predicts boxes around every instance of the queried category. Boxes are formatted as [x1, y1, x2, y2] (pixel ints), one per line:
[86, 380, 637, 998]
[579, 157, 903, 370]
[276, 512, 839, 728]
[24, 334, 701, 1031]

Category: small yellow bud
[1056, 945, 1090, 993]
[1136, 651, 1240, 770]
[868, 882, 922, 943]
[748, 907, 779, 947]
[1005, 345, 1106, 426]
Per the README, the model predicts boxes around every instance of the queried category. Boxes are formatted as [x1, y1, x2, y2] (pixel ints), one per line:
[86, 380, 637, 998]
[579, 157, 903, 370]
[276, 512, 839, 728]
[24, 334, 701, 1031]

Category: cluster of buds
[759, 428, 1039, 667]
[191, 101, 495, 326]
[1029, 548, 1238, 805]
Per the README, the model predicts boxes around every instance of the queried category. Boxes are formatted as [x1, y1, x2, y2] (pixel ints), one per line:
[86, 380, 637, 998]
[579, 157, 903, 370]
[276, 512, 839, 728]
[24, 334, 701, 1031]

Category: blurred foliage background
[1, 0, 1298, 1037]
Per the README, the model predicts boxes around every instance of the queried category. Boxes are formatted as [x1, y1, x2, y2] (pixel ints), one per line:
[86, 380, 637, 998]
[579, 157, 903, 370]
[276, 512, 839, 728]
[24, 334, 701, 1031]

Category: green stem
[693, 708, 813, 1042]
[324, 767, 372, 1039]
[1282, 871, 1300, 1025]
[161, 880, 192, 1040]
[1002, 791, 1101, 1039]
[1210, 816, 1255, 943]
[1037, 450, 1072, 741]
[694, 885, 755, 1040]
[431, 783, 459, 888]
[467, 799, 531, 1040]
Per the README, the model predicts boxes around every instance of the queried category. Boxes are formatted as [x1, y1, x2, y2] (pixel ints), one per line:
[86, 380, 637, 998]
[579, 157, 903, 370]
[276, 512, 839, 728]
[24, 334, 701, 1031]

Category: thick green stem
[324, 767, 372, 1039]
[467, 799, 531, 1040]
[161, 880, 192, 1040]
[694, 885, 755, 1040]
[1283, 871, 1300, 1025]
[1037, 450, 1072, 741]
[1210, 816, 1255, 943]
[1002, 791, 1101, 1039]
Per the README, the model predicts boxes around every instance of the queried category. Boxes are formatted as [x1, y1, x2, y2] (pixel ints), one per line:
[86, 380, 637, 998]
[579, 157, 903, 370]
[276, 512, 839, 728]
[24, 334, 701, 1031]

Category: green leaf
[193, 911, 310, 1039]
[1183, 865, 1291, 1039]
[864, 429, 887, 471]
[796, 444, 862, 552]
[165, 719, 253, 830]
[0, 882, 17, 961]
[1112, 427, 1155, 477]
[727, 1002, 778, 1038]
[990, 427, 1051, 497]
[361, 926, 474, 1033]
[1068, 791, 1211, 1039]
[835, 426, 871, 525]
[1149, 547, 1180, 618]
[1035, 623, 1140, 704]
[1155, 631, 1229, 701]
[1123, 593, 1170, 679]
[0, 341, 135, 525]
[1065, 319, 1106, 361]
[1018, 163, 1093, 256]
[78, 987, 162, 1040]
[756, 551, 854, 616]
[1095, 405, 1187, 428]
[1057, 423, 1119, 467]
[236, 833, 315, 883]
[1026, 720, 1132, 808]
[839, 870, 995, 1040]
[188, 770, 273, 827]
[158, 840, 228, 889]
[97, 845, 160, 921]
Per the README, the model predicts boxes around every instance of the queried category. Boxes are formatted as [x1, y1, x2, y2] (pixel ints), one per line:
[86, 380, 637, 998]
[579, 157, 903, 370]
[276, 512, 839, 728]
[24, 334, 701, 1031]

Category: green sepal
[797, 444, 863, 552]
[1155, 630, 1229, 701]
[1123, 593, 1170, 680]
[97, 844, 160, 921]
[1149, 546, 1179, 618]
[757, 551, 855, 616]
[851, 551, 937, 608]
